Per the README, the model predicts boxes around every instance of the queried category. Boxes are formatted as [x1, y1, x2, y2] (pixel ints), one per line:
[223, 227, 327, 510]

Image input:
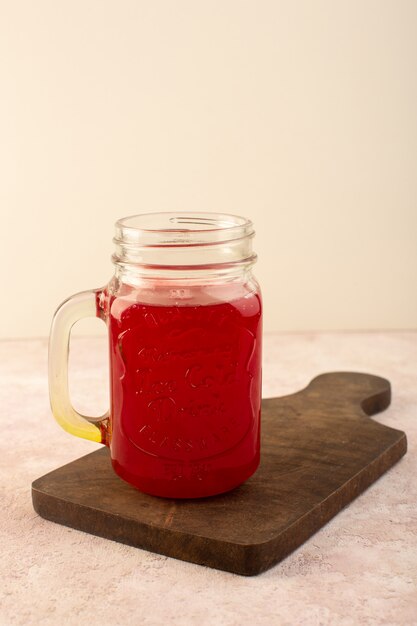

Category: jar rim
[113, 212, 256, 271]
[115, 212, 253, 247]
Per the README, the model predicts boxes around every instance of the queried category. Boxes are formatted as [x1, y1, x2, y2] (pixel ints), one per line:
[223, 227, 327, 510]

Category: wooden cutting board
[32, 372, 407, 576]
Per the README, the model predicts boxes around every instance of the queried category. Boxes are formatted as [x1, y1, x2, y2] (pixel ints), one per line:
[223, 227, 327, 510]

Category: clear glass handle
[48, 289, 109, 444]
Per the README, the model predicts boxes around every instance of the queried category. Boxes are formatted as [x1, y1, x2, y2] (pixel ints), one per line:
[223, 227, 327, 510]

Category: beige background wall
[1, 0, 416, 338]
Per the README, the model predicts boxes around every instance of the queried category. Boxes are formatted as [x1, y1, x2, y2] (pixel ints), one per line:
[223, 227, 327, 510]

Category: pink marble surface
[1, 332, 416, 625]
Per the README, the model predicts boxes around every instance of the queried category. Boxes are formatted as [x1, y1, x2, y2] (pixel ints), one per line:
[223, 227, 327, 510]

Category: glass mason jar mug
[49, 213, 262, 498]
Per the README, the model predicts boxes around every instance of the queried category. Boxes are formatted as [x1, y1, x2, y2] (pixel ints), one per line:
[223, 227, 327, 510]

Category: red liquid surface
[106, 291, 262, 498]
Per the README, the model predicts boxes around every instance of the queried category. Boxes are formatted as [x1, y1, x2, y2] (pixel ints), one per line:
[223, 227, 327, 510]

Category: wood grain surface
[32, 372, 407, 576]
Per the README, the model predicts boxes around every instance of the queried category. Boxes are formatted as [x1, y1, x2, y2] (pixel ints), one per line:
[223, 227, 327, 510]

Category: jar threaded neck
[112, 212, 256, 272]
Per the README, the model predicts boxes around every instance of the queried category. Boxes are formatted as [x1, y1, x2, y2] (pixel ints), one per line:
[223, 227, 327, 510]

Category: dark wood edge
[360, 386, 391, 416]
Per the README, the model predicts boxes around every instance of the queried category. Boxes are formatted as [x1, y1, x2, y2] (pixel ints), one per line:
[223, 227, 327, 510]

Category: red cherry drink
[105, 289, 262, 498]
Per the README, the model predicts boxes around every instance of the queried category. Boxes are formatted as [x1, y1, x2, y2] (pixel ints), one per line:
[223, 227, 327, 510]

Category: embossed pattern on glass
[107, 294, 262, 497]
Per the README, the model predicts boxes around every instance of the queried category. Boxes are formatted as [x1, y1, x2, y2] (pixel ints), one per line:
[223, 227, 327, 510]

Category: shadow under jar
[49, 213, 262, 498]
